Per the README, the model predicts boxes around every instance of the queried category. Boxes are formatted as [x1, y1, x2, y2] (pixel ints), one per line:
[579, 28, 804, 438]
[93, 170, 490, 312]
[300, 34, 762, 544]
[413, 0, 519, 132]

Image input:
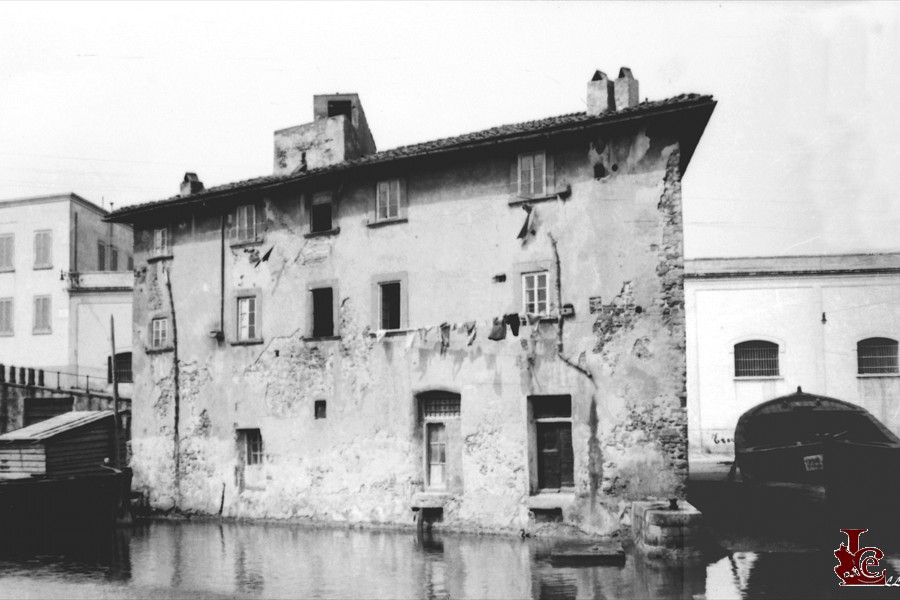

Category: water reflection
[0, 520, 897, 599]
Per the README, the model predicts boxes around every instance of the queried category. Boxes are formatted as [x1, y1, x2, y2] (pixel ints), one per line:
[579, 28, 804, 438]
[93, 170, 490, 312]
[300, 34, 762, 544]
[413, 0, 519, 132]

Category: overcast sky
[0, 2, 897, 258]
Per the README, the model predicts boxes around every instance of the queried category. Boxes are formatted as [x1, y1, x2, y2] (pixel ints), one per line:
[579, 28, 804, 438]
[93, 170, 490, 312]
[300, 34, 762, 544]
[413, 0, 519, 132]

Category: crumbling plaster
[130, 124, 690, 535]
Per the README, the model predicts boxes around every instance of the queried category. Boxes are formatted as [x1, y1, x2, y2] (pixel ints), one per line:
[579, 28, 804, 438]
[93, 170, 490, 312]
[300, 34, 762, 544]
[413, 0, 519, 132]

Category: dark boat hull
[0, 469, 132, 533]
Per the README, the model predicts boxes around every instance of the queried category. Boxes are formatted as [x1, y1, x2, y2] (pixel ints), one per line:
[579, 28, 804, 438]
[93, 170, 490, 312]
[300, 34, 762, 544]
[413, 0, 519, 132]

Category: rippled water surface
[1, 520, 899, 599]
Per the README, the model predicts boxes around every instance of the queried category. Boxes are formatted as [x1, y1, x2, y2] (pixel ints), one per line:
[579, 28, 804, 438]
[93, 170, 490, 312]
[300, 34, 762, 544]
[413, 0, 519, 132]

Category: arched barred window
[857, 338, 898, 375]
[734, 341, 779, 377]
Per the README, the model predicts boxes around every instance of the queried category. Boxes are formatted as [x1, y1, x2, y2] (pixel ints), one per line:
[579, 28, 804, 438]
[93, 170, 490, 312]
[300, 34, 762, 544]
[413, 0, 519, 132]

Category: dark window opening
[380, 282, 401, 330]
[311, 287, 334, 337]
[315, 400, 327, 420]
[734, 340, 780, 377]
[239, 429, 264, 466]
[858, 337, 899, 375]
[532, 395, 571, 419]
[97, 242, 107, 271]
[107, 352, 133, 384]
[327, 100, 352, 120]
[531, 508, 564, 523]
[311, 197, 333, 233]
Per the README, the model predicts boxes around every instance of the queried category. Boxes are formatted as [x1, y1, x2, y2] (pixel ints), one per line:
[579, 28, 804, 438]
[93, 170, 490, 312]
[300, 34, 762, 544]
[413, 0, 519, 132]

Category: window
[235, 205, 257, 241]
[530, 395, 574, 491]
[0, 298, 12, 335]
[151, 317, 169, 349]
[237, 296, 258, 341]
[33, 296, 51, 333]
[311, 287, 334, 337]
[518, 151, 546, 197]
[858, 338, 899, 375]
[110, 246, 119, 271]
[152, 228, 169, 257]
[33, 230, 52, 269]
[310, 192, 333, 233]
[421, 394, 460, 490]
[734, 340, 780, 377]
[523, 271, 549, 315]
[239, 429, 264, 466]
[107, 352, 133, 383]
[379, 282, 401, 330]
[0, 234, 13, 271]
[314, 400, 327, 420]
[98, 241, 107, 271]
[327, 100, 352, 119]
[127, 255, 134, 270]
[376, 179, 401, 221]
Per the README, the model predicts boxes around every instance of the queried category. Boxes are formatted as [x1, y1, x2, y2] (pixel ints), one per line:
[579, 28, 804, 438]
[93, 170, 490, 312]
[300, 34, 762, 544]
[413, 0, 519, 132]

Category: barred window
[857, 338, 899, 375]
[734, 340, 779, 377]
[107, 352, 133, 383]
[422, 395, 461, 419]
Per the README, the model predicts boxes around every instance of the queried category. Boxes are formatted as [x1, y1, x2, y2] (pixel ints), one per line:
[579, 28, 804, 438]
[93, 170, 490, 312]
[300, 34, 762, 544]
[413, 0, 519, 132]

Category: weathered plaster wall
[131, 123, 690, 535]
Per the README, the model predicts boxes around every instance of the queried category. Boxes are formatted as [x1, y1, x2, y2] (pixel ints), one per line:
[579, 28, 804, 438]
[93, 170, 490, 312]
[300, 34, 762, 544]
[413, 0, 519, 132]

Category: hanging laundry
[505, 313, 521, 336]
[440, 323, 451, 355]
[526, 313, 542, 326]
[516, 204, 533, 241]
[375, 329, 387, 343]
[488, 317, 507, 341]
[405, 330, 416, 352]
[464, 321, 477, 346]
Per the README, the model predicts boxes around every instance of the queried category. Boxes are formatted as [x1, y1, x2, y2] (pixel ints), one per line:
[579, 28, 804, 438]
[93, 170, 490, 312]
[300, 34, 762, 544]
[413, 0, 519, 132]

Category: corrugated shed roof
[106, 93, 715, 222]
[0, 411, 114, 443]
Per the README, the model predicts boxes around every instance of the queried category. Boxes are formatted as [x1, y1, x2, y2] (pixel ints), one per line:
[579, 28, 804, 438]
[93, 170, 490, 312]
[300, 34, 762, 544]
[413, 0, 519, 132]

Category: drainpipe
[220, 215, 226, 336]
[164, 267, 181, 507]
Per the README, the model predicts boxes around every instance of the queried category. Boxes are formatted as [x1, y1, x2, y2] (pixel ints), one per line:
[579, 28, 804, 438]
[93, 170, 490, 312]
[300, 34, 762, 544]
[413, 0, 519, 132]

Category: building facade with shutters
[108, 71, 716, 533]
[685, 253, 900, 460]
[0, 194, 134, 393]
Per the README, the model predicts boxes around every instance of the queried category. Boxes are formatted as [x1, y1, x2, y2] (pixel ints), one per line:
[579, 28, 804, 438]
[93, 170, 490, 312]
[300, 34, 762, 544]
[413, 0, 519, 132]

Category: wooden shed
[0, 411, 121, 478]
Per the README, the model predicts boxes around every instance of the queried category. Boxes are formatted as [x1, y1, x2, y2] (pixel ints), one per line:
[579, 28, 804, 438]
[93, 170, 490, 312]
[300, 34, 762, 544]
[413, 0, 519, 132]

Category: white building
[0, 194, 134, 391]
[685, 254, 900, 460]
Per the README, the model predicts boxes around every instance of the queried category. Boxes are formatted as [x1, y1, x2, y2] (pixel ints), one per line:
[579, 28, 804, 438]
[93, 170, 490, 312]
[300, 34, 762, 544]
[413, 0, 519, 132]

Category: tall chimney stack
[614, 67, 639, 110]
[586, 70, 615, 116]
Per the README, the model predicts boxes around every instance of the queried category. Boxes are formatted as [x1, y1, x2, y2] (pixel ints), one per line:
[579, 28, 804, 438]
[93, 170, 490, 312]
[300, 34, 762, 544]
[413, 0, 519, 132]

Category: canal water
[0, 520, 899, 599]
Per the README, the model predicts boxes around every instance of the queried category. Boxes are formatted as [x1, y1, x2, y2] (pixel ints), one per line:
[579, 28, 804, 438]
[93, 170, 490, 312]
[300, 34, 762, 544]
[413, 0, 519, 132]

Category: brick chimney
[180, 172, 204, 196]
[586, 70, 615, 116]
[273, 93, 377, 176]
[614, 67, 639, 110]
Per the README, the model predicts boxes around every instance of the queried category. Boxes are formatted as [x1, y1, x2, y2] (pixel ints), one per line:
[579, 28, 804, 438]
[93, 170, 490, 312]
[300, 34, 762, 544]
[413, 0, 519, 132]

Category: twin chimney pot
[180, 172, 204, 196]
[587, 67, 639, 116]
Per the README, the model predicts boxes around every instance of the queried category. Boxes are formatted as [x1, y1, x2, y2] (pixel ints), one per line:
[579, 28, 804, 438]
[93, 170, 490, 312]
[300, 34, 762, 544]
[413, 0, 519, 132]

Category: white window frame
[0, 234, 13, 271]
[376, 179, 401, 221]
[522, 271, 549, 315]
[33, 295, 51, 334]
[152, 228, 169, 257]
[151, 317, 169, 349]
[518, 151, 546, 198]
[235, 205, 257, 242]
[237, 296, 258, 341]
[33, 230, 52, 269]
[0, 298, 12, 335]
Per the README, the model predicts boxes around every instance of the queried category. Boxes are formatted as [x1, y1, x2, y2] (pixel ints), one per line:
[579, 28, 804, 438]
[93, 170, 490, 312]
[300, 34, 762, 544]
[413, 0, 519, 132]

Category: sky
[0, 1, 897, 259]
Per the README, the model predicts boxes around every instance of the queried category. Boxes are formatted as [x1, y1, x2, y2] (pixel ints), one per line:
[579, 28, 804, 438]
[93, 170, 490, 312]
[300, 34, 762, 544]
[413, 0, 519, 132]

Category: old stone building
[107, 70, 715, 534]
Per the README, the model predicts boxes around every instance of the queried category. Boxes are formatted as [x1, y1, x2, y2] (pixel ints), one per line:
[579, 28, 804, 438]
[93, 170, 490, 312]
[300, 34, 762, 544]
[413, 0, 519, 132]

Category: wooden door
[537, 422, 574, 489]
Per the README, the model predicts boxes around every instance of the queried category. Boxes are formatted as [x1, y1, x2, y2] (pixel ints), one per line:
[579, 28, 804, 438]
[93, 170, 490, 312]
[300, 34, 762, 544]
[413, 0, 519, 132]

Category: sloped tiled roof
[106, 93, 715, 222]
[0, 411, 114, 443]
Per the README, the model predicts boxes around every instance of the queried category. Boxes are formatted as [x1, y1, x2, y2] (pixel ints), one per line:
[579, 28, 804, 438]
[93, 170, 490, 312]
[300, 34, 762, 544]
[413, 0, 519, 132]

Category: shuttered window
[0, 298, 12, 335]
[98, 241, 107, 271]
[33, 230, 52, 268]
[0, 234, 14, 271]
[152, 228, 169, 257]
[734, 341, 780, 377]
[235, 205, 257, 241]
[33, 296, 51, 333]
[518, 151, 546, 197]
[110, 246, 119, 271]
[858, 338, 899, 375]
[376, 179, 401, 221]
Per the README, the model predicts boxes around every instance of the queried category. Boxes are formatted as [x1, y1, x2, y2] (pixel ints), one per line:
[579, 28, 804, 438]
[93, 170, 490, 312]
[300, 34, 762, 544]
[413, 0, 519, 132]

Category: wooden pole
[110, 314, 121, 469]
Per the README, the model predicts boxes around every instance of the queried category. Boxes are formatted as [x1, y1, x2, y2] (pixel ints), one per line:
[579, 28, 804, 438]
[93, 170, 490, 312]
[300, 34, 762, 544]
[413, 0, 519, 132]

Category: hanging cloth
[488, 317, 507, 341]
[464, 321, 477, 346]
[439, 323, 451, 355]
[516, 204, 534, 241]
[405, 330, 417, 352]
[526, 313, 542, 326]
[505, 313, 521, 337]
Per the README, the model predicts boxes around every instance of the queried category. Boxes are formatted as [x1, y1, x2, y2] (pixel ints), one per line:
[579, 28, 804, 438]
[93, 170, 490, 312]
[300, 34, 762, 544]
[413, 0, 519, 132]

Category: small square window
[314, 400, 327, 420]
[522, 271, 549, 315]
[152, 228, 169, 257]
[237, 296, 258, 341]
[376, 180, 401, 221]
[151, 317, 169, 349]
[310, 192, 333, 233]
[311, 287, 334, 337]
[235, 205, 257, 241]
[33, 296, 51, 333]
[518, 151, 546, 197]
[34, 230, 52, 269]
[0, 234, 14, 271]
